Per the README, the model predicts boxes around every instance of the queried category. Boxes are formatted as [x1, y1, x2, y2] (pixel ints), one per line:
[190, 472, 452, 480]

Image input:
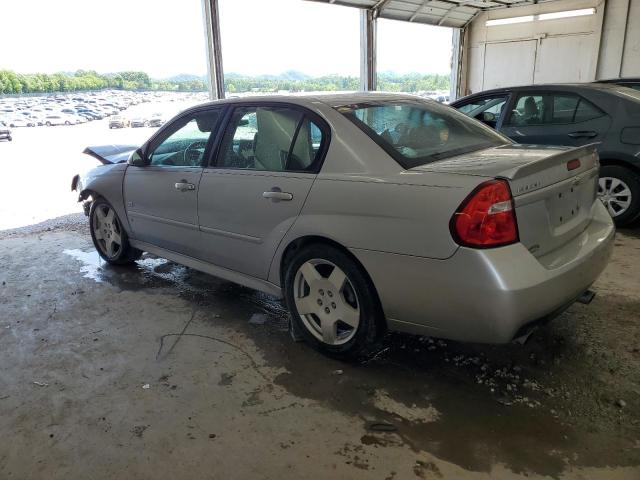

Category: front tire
[598, 165, 640, 226]
[89, 198, 142, 265]
[284, 244, 383, 358]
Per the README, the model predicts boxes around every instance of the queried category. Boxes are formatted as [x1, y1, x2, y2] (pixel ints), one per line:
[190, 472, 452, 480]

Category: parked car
[130, 117, 149, 128]
[451, 83, 640, 226]
[0, 121, 12, 141]
[8, 117, 34, 128]
[597, 78, 640, 91]
[72, 94, 614, 357]
[148, 114, 165, 127]
[109, 116, 130, 129]
[43, 115, 69, 126]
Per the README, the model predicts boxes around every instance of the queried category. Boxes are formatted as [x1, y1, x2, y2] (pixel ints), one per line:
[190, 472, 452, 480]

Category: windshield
[337, 99, 510, 169]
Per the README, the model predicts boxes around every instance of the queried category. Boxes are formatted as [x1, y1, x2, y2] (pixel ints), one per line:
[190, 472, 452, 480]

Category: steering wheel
[184, 141, 208, 166]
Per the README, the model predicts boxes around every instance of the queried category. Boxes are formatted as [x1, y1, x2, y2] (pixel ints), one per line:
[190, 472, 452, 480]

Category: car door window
[148, 109, 222, 167]
[217, 106, 324, 172]
[457, 96, 507, 116]
[506, 94, 546, 126]
[573, 97, 605, 123]
[551, 95, 580, 124]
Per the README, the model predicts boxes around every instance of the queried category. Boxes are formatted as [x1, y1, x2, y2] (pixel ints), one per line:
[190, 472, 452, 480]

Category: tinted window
[217, 106, 323, 172]
[149, 109, 222, 167]
[457, 96, 508, 118]
[338, 100, 509, 169]
[507, 93, 604, 126]
[506, 95, 545, 125]
[573, 98, 604, 122]
[552, 95, 579, 123]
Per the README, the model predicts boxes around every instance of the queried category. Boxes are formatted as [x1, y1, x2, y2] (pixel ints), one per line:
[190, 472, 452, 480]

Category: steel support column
[360, 9, 377, 91]
[201, 0, 225, 99]
[450, 27, 463, 101]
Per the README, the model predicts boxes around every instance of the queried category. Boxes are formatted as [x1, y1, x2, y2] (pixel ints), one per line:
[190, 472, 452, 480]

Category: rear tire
[598, 165, 640, 227]
[284, 244, 383, 359]
[89, 198, 142, 265]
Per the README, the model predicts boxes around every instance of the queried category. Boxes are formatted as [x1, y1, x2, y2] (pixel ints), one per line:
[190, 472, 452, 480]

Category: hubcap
[92, 205, 123, 259]
[598, 177, 632, 218]
[293, 259, 360, 346]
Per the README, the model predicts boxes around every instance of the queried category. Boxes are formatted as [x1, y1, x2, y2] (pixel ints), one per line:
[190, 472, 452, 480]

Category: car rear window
[612, 86, 640, 103]
[336, 100, 510, 169]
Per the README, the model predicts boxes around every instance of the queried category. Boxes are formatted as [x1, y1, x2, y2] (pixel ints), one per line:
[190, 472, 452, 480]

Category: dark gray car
[451, 84, 640, 226]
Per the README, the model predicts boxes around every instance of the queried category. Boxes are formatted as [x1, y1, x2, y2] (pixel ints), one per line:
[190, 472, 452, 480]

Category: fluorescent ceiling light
[538, 8, 595, 20]
[486, 15, 534, 26]
[486, 8, 595, 27]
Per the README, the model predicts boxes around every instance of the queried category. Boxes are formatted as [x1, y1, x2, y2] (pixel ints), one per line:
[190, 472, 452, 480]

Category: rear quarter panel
[267, 169, 484, 285]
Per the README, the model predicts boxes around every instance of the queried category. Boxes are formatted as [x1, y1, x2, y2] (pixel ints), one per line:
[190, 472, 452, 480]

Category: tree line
[0, 69, 450, 96]
[0, 70, 207, 95]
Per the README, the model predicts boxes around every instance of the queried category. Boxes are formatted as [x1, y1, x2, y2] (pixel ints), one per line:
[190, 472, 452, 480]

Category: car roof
[194, 92, 426, 109]
[597, 77, 640, 83]
[452, 82, 630, 102]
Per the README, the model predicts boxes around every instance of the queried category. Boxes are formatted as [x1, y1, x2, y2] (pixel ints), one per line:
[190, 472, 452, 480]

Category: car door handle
[263, 188, 293, 202]
[568, 131, 597, 139]
[174, 180, 195, 192]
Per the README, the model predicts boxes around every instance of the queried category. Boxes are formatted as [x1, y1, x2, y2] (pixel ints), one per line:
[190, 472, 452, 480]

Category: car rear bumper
[351, 201, 615, 344]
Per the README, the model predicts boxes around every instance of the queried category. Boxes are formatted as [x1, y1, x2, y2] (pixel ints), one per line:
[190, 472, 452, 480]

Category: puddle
[63, 248, 289, 329]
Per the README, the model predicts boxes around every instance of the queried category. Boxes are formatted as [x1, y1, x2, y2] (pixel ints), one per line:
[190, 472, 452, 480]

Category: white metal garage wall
[460, 0, 640, 95]
[597, 0, 640, 78]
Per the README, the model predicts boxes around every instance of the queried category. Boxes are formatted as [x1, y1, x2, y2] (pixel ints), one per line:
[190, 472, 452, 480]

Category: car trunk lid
[412, 143, 601, 257]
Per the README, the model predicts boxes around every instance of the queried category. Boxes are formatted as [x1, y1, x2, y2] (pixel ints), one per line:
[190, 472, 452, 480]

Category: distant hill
[165, 74, 206, 82]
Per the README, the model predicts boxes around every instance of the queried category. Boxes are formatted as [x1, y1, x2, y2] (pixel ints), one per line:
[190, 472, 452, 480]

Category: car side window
[552, 95, 580, 124]
[148, 109, 222, 167]
[217, 106, 323, 172]
[457, 96, 507, 118]
[572, 97, 605, 123]
[506, 94, 546, 126]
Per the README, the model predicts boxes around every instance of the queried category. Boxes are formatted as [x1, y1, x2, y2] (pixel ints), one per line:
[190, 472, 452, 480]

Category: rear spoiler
[83, 144, 139, 165]
[508, 143, 600, 180]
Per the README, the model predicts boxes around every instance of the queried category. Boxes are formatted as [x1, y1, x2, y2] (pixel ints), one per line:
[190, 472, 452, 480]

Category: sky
[0, 0, 453, 78]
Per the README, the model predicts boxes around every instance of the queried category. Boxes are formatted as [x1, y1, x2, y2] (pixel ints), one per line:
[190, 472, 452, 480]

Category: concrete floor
[0, 223, 639, 479]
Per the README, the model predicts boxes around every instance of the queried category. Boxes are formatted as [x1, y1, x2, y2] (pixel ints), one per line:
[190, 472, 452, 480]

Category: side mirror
[128, 148, 147, 167]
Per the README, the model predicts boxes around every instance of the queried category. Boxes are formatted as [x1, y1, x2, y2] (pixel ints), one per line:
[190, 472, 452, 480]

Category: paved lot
[0, 221, 639, 479]
[0, 100, 194, 230]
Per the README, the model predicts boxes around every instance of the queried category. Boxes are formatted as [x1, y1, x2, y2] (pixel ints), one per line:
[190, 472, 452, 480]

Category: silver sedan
[73, 93, 615, 357]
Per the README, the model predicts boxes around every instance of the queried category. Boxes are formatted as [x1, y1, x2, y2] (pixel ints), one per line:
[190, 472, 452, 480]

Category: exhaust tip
[577, 290, 596, 305]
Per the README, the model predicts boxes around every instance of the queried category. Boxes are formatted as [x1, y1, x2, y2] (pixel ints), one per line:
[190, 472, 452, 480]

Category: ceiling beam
[371, 0, 393, 18]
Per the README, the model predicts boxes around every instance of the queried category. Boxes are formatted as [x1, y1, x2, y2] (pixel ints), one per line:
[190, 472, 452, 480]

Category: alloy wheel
[293, 259, 360, 346]
[92, 204, 123, 259]
[598, 176, 632, 217]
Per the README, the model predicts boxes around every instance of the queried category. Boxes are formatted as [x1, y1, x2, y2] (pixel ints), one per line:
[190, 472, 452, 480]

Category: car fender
[76, 163, 132, 234]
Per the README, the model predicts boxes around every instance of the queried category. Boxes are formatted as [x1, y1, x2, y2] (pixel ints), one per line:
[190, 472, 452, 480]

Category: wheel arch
[599, 157, 640, 177]
[277, 235, 387, 330]
[76, 170, 132, 235]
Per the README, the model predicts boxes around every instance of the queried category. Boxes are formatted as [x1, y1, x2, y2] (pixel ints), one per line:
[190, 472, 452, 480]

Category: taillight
[450, 179, 519, 248]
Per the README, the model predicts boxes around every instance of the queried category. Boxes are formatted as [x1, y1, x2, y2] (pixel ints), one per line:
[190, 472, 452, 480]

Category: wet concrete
[0, 228, 639, 479]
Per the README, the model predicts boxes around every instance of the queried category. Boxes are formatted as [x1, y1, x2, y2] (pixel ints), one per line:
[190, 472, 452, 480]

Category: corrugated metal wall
[460, 0, 639, 96]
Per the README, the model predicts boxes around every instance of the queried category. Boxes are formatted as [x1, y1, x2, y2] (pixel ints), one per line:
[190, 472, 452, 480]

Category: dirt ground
[0, 220, 639, 480]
